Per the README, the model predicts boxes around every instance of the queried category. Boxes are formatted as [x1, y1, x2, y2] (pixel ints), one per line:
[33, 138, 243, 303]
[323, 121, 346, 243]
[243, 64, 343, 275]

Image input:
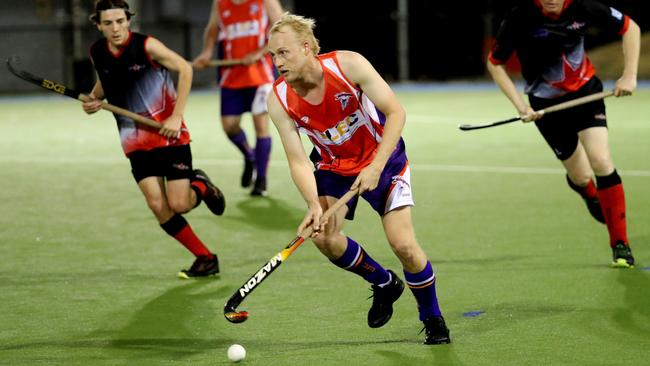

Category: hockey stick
[207, 59, 244, 67]
[224, 188, 359, 323]
[458, 90, 615, 131]
[6, 55, 161, 129]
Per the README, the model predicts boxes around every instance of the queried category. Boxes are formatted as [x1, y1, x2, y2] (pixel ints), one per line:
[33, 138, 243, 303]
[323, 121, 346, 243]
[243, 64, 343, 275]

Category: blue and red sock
[228, 130, 254, 161]
[255, 136, 271, 179]
[404, 261, 442, 321]
[330, 237, 391, 286]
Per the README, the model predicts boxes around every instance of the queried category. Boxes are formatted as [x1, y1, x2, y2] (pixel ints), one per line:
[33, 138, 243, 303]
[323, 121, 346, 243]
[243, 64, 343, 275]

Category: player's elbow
[178, 60, 193, 80]
[388, 105, 406, 127]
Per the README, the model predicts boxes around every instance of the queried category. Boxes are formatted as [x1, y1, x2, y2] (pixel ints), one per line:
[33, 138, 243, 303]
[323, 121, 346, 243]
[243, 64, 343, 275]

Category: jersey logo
[566, 21, 585, 31]
[223, 9, 231, 18]
[225, 20, 260, 40]
[334, 92, 353, 110]
[317, 109, 366, 146]
[250, 3, 259, 15]
[300, 116, 310, 125]
[128, 64, 146, 72]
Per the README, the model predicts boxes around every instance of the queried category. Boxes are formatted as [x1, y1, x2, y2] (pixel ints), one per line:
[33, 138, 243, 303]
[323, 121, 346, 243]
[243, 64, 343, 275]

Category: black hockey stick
[6, 55, 161, 129]
[223, 189, 359, 324]
[458, 90, 615, 131]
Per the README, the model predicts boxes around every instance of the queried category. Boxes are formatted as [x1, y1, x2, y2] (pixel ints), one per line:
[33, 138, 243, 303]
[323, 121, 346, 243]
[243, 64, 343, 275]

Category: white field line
[3, 156, 650, 177]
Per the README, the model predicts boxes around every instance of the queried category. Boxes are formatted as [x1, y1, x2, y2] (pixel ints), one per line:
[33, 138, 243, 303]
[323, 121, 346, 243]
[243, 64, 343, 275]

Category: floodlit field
[1, 87, 648, 365]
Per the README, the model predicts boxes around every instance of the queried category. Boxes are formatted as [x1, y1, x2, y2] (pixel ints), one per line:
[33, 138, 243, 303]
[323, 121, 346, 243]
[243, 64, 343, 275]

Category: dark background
[0, 0, 647, 93]
[295, 0, 648, 81]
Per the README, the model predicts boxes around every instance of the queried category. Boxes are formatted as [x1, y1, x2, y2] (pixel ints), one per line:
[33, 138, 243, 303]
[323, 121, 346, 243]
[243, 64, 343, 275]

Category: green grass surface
[1, 89, 649, 365]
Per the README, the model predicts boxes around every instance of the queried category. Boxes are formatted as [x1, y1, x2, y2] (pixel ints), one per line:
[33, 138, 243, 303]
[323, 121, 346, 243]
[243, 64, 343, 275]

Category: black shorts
[529, 77, 607, 161]
[128, 144, 194, 183]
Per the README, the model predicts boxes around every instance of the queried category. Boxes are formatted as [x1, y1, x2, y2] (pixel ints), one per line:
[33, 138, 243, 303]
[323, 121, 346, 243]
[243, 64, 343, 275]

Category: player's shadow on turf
[93, 281, 238, 358]
[227, 196, 304, 231]
[613, 265, 650, 336]
[377, 346, 462, 366]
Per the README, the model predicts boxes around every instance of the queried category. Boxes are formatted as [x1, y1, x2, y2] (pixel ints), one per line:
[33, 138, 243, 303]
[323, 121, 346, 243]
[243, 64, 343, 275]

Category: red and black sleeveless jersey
[90, 32, 190, 156]
[489, 0, 630, 98]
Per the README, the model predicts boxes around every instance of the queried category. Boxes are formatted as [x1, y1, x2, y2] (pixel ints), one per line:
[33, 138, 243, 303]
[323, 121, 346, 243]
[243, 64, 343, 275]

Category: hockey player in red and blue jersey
[267, 13, 451, 345]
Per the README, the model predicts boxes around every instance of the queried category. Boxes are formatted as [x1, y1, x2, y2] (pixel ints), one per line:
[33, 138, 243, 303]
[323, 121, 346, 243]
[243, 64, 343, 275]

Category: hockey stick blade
[223, 189, 359, 324]
[6, 55, 162, 129]
[6, 55, 81, 99]
[223, 235, 305, 323]
[458, 116, 521, 131]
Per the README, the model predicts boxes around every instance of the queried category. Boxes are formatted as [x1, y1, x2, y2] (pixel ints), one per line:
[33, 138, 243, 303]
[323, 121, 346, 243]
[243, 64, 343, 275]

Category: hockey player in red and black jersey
[83, 0, 226, 278]
[487, 0, 640, 268]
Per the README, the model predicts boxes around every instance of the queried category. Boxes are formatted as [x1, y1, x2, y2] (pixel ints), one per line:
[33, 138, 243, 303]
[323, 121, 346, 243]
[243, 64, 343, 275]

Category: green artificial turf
[1, 88, 648, 365]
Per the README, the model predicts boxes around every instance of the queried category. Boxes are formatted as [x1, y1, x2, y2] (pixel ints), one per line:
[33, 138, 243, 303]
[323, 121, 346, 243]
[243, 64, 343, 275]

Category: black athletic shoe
[583, 197, 605, 224]
[241, 158, 255, 188]
[367, 270, 404, 328]
[193, 169, 226, 216]
[422, 316, 451, 345]
[611, 241, 635, 268]
[178, 254, 220, 279]
[250, 176, 267, 196]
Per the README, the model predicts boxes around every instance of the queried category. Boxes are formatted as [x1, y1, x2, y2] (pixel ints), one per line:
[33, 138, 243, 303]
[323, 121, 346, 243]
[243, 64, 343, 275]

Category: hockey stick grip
[78, 94, 161, 129]
[459, 90, 614, 131]
[207, 58, 244, 67]
[298, 188, 360, 238]
[540, 90, 614, 114]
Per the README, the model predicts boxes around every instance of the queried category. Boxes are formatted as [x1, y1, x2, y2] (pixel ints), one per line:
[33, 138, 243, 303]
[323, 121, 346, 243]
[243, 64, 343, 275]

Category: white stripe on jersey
[276, 80, 288, 107]
[322, 58, 356, 94]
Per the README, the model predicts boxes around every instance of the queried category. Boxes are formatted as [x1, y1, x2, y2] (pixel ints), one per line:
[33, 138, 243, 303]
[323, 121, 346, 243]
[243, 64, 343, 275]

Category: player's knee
[589, 155, 614, 176]
[390, 239, 418, 263]
[145, 196, 170, 217]
[567, 171, 594, 186]
[168, 197, 191, 214]
[312, 233, 338, 251]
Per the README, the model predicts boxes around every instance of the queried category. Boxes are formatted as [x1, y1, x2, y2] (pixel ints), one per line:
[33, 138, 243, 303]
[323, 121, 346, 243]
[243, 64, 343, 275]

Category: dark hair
[89, 0, 136, 23]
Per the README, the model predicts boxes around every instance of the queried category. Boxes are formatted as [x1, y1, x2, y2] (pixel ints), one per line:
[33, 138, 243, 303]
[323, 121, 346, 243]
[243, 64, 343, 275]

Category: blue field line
[3, 80, 650, 103]
[463, 310, 486, 317]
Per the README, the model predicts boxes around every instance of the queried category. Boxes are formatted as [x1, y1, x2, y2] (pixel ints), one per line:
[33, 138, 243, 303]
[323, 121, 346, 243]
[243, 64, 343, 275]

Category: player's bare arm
[268, 92, 324, 235]
[486, 61, 540, 122]
[616, 18, 640, 97]
[265, 0, 284, 24]
[337, 51, 405, 193]
[146, 37, 193, 138]
[193, 0, 222, 69]
[240, 0, 284, 65]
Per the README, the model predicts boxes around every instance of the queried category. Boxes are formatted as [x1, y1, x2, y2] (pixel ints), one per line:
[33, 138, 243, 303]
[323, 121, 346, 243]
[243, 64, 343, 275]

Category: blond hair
[269, 13, 321, 55]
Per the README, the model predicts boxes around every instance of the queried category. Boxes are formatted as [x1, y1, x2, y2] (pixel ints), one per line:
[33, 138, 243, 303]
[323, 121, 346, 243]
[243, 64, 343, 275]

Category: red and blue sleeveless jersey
[218, 0, 275, 88]
[89, 32, 190, 156]
[273, 52, 400, 176]
[489, 0, 630, 98]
